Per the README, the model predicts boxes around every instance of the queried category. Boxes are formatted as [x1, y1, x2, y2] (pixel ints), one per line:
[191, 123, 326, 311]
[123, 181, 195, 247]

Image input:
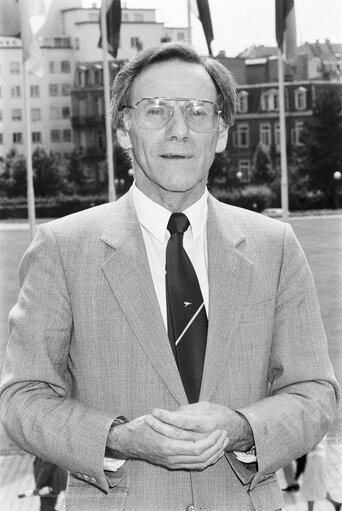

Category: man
[0, 43, 339, 511]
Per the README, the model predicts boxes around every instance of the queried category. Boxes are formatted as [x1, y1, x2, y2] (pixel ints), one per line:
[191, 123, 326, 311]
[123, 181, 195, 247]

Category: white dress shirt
[131, 182, 209, 328]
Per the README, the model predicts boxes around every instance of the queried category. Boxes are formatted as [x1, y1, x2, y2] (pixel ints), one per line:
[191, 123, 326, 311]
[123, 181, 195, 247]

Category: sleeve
[231, 223, 340, 489]
[0, 224, 118, 493]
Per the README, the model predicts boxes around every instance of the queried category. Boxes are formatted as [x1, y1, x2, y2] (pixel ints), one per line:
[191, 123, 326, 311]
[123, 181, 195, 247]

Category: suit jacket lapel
[200, 196, 254, 401]
[100, 191, 187, 405]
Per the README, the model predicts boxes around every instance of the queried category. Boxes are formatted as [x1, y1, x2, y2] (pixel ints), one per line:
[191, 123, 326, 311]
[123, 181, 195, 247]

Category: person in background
[301, 437, 342, 511]
[0, 43, 339, 511]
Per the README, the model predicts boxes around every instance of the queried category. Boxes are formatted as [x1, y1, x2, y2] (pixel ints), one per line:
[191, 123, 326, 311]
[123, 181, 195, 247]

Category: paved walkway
[0, 437, 341, 510]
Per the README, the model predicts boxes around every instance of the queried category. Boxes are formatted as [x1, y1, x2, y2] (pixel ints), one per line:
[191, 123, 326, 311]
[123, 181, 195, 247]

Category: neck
[135, 179, 207, 213]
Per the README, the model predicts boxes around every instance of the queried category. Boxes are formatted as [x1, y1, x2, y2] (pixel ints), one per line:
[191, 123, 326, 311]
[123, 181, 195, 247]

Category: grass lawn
[1, 215, 341, 436]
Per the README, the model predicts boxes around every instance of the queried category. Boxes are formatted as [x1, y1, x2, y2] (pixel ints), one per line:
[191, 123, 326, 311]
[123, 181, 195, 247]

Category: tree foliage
[297, 89, 342, 206]
[252, 144, 276, 184]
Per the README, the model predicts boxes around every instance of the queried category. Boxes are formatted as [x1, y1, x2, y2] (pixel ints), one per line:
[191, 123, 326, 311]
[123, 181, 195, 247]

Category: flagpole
[277, 47, 289, 221]
[187, 0, 192, 45]
[101, 0, 116, 202]
[22, 59, 36, 239]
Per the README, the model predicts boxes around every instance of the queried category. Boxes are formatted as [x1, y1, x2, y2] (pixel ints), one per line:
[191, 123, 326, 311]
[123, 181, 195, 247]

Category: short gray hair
[110, 42, 238, 130]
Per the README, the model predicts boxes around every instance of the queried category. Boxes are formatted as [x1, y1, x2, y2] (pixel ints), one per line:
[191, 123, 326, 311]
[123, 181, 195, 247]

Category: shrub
[0, 194, 109, 219]
[210, 185, 275, 212]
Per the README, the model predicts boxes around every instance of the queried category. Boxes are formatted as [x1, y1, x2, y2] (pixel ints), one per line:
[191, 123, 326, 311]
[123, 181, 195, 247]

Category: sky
[83, 0, 342, 56]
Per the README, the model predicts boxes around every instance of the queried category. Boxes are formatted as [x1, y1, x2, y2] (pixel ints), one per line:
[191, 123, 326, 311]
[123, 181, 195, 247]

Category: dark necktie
[165, 212, 208, 403]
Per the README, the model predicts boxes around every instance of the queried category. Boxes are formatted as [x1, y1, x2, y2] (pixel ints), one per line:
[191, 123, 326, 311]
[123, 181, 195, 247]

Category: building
[217, 44, 342, 182]
[0, 0, 189, 162]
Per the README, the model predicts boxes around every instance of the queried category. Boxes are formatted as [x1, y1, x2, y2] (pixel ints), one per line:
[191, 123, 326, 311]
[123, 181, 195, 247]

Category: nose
[165, 105, 189, 140]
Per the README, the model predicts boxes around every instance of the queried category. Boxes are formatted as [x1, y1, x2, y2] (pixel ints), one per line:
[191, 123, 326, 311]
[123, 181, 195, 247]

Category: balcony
[71, 115, 105, 128]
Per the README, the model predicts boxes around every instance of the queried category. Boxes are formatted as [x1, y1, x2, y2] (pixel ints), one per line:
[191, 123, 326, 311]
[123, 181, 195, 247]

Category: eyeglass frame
[120, 96, 223, 133]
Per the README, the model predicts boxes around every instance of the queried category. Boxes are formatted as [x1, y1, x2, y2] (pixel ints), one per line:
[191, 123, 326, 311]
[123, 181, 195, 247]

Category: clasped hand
[111, 401, 249, 471]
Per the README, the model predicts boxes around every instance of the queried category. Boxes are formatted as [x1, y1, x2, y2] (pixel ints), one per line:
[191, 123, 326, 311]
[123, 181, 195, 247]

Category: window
[61, 61, 71, 73]
[238, 160, 251, 183]
[75, 38, 80, 50]
[177, 32, 185, 41]
[134, 13, 143, 21]
[11, 86, 21, 98]
[62, 106, 70, 118]
[31, 108, 41, 121]
[233, 124, 249, 148]
[261, 89, 279, 111]
[63, 129, 71, 142]
[50, 106, 60, 119]
[30, 85, 40, 97]
[10, 61, 20, 74]
[0, 133, 3, 144]
[95, 97, 104, 116]
[131, 37, 142, 50]
[294, 87, 307, 110]
[13, 132, 23, 144]
[61, 83, 71, 96]
[274, 123, 280, 146]
[51, 129, 61, 142]
[93, 68, 103, 86]
[238, 91, 249, 113]
[49, 84, 59, 96]
[260, 124, 271, 146]
[49, 61, 58, 73]
[79, 99, 86, 117]
[291, 121, 304, 146]
[12, 109, 22, 121]
[32, 132, 41, 143]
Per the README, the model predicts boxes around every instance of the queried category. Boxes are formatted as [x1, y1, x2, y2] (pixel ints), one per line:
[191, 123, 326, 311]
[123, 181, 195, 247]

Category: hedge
[210, 185, 275, 212]
[0, 194, 109, 219]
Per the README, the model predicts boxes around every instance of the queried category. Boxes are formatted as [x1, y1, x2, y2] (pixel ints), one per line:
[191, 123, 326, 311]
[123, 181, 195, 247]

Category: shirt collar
[131, 182, 208, 243]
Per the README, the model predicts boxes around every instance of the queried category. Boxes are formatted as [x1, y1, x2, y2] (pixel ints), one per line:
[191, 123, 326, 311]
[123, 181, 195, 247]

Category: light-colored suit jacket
[0, 190, 339, 511]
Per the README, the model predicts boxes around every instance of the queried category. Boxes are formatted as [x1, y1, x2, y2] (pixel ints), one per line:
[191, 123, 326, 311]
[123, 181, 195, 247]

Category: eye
[145, 107, 165, 116]
[187, 106, 209, 118]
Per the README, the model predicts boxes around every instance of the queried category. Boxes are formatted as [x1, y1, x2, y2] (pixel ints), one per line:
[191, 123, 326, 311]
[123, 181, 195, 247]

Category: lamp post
[333, 171, 342, 209]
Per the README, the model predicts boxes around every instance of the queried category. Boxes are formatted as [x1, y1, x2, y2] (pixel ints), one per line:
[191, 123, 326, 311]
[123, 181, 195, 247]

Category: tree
[208, 150, 240, 190]
[65, 148, 86, 191]
[252, 144, 276, 185]
[0, 149, 27, 197]
[298, 89, 342, 207]
[32, 148, 68, 196]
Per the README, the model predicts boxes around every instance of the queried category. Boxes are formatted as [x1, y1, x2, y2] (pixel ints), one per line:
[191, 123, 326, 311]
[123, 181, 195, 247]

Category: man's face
[117, 60, 228, 206]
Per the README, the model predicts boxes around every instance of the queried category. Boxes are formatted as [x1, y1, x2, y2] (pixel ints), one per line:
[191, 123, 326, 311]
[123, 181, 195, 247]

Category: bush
[210, 185, 275, 212]
[0, 194, 109, 219]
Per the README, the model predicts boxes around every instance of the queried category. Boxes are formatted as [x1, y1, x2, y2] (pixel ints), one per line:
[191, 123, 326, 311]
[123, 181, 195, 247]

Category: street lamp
[236, 170, 243, 182]
[333, 171, 342, 209]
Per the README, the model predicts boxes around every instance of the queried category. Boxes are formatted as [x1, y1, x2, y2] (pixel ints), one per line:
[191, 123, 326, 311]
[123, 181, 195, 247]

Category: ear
[116, 128, 132, 150]
[215, 127, 229, 154]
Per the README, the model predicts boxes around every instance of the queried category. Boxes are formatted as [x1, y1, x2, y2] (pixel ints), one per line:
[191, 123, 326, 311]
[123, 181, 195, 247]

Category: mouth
[159, 154, 192, 160]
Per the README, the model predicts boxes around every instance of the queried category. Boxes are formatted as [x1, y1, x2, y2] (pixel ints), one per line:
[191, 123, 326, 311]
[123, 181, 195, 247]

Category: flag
[275, 0, 297, 61]
[99, 0, 121, 58]
[0, 0, 52, 76]
[190, 0, 214, 56]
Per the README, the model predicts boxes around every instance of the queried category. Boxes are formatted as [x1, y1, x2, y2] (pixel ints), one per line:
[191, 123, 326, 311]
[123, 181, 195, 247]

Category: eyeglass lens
[135, 98, 219, 132]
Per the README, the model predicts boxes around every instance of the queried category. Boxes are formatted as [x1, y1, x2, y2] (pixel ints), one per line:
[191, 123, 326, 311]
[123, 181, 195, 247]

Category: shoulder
[208, 194, 288, 240]
[40, 192, 132, 240]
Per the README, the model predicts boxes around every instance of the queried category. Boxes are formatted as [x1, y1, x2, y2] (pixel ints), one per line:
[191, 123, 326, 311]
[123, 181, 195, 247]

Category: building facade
[0, 1, 189, 162]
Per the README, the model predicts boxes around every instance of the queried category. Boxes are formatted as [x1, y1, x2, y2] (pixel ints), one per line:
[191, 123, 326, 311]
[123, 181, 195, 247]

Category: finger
[152, 408, 201, 431]
[173, 429, 224, 457]
[169, 432, 229, 469]
[145, 415, 205, 441]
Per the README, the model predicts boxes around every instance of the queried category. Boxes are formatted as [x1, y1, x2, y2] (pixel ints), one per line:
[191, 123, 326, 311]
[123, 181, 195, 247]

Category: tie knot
[167, 213, 190, 235]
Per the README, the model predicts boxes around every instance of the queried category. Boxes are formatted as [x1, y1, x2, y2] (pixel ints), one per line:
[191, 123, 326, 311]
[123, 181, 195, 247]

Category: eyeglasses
[122, 97, 222, 133]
